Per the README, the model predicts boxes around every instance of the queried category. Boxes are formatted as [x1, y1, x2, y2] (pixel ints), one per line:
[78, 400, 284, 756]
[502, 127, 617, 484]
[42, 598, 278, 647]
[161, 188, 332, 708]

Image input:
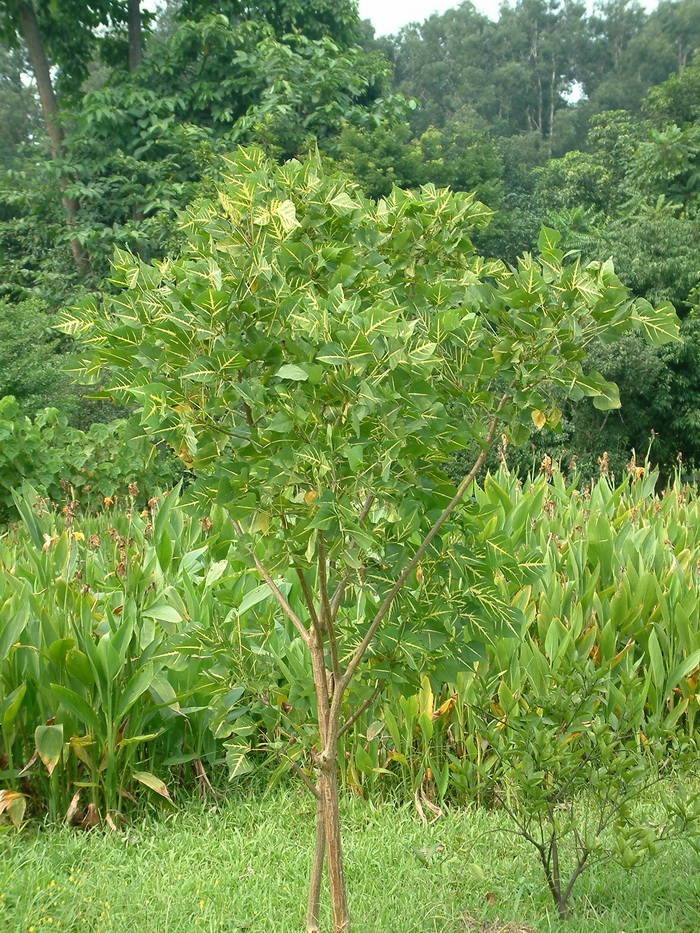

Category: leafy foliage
[4, 467, 700, 836]
[481, 656, 700, 919]
[0, 396, 180, 520]
[176, 0, 361, 46]
[0, 298, 71, 415]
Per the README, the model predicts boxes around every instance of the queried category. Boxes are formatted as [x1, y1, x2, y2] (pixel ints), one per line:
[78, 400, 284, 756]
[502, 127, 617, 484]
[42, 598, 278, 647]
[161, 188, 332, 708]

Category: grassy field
[1, 789, 699, 933]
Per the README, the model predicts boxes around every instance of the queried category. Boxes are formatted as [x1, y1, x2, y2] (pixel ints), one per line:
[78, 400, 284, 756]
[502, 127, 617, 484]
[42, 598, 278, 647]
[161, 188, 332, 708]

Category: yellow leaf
[531, 409, 546, 430]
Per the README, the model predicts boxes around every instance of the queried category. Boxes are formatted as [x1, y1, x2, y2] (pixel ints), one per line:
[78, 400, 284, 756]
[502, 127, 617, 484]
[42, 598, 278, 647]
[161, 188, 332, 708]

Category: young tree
[61, 149, 679, 932]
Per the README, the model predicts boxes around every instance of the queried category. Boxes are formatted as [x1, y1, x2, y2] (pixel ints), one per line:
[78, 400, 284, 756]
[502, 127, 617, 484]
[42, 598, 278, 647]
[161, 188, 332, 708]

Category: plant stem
[306, 780, 325, 933]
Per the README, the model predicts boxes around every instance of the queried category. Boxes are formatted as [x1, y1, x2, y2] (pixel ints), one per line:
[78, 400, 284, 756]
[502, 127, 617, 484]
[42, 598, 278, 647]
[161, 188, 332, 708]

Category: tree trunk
[15, 1, 88, 272]
[320, 757, 350, 933]
[127, 0, 143, 71]
[548, 64, 556, 146]
[308, 606, 350, 933]
[306, 785, 325, 933]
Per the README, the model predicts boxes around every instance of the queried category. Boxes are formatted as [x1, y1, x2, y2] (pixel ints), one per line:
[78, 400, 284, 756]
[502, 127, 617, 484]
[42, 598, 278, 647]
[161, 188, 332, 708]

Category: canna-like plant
[0, 485, 234, 821]
[60, 148, 679, 932]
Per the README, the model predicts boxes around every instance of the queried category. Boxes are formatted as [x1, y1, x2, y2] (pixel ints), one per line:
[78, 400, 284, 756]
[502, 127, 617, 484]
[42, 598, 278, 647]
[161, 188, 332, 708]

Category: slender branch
[337, 680, 383, 739]
[232, 520, 311, 646]
[318, 532, 341, 682]
[267, 738, 321, 799]
[296, 567, 320, 631]
[317, 531, 332, 626]
[562, 851, 590, 908]
[330, 395, 509, 727]
[329, 493, 374, 621]
[284, 756, 321, 799]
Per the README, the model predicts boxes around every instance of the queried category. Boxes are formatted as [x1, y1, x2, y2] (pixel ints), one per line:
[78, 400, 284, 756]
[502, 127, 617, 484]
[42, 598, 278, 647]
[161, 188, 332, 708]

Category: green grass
[1, 788, 699, 933]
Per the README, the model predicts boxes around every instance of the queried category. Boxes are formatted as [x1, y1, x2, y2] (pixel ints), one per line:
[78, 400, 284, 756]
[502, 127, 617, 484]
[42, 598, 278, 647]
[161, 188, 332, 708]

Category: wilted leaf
[133, 771, 172, 801]
[81, 803, 100, 830]
[366, 721, 383, 742]
[0, 790, 26, 829]
[65, 790, 83, 826]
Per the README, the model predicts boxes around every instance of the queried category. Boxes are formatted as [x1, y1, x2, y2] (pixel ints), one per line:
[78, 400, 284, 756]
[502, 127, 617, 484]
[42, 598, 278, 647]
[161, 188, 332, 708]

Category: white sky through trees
[358, 0, 497, 34]
[359, 0, 659, 37]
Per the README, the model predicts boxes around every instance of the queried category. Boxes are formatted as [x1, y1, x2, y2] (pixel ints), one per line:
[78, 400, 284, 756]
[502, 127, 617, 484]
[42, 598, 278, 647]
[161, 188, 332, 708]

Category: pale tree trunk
[319, 758, 349, 933]
[15, 0, 88, 273]
[548, 64, 556, 147]
[307, 663, 350, 933]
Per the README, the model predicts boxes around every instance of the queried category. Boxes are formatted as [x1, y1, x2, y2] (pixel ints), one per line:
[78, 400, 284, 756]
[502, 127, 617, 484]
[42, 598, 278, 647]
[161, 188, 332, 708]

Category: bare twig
[284, 756, 321, 799]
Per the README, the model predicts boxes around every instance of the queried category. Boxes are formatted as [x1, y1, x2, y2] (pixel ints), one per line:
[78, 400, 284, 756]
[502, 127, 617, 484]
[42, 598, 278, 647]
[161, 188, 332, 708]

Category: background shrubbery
[3, 466, 700, 822]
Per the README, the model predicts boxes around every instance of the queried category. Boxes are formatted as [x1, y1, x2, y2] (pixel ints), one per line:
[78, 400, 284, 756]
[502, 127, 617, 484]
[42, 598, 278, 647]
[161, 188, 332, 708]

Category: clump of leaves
[0, 395, 180, 521]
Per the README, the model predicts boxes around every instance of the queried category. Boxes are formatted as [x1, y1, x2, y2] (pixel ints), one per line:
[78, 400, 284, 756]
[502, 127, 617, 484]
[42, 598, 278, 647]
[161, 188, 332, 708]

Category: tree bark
[306, 784, 325, 933]
[320, 757, 350, 933]
[15, 1, 88, 272]
[127, 0, 143, 71]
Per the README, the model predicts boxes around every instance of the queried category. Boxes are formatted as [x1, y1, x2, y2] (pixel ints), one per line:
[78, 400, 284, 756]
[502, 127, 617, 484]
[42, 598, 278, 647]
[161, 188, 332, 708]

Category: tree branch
[337, 680, 383, 739]
[296, 567, 320, 632]
[318, 531, 341, 682]
[232, 520, 311, 646]
[329, 493, 374, 621]
[327, 395, 509, 735]
[284, 756, 321, 799]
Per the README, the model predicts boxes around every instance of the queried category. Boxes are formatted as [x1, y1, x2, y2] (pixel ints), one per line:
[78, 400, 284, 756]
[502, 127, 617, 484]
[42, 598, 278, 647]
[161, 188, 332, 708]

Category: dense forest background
[1, 0, 700, 482]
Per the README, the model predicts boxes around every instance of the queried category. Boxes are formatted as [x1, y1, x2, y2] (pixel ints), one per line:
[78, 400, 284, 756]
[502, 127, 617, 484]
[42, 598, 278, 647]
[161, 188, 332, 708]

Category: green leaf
[329, 191, 359, 213]
[0, 608, 28, 664]
[142, 604, 183, 625]
[633, 299, 681, 347]
[225, 742, 253, 780]
[276, 364, 308, 381]
[274, 199, 300, 233]
[115, 664, 156, 722]
[573, 369, 621, 410]
[1, 684, 27, 732]
[237, 582, 288, 615]
[50, 684, 101, 733]
[537, 226, 561, 251]
[35, 724, 64, 776]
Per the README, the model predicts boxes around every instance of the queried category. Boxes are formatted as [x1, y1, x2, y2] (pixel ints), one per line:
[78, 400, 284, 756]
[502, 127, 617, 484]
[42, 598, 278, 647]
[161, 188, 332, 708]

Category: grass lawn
[1, 788, 699, 933]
